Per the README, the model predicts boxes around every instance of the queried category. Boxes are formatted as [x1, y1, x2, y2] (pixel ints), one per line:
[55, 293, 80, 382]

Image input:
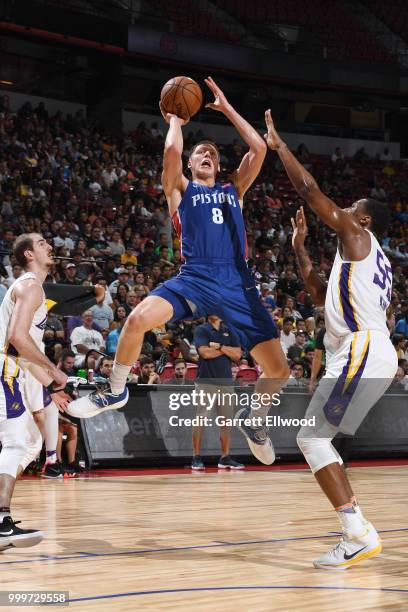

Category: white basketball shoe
[313, 522, 382, 570]
[66, 385, 129, 419]
[236, 407, 275, 465]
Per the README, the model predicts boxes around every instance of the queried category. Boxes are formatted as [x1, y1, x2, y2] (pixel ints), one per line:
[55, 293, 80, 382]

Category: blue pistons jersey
[152, 179, 278, 350]
[172, 181, 248, 262]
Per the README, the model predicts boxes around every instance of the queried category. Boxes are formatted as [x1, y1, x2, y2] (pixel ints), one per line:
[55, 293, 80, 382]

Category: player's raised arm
[291, 207, 327, 307]
[205, 77, 266, 199]
[264, 110, 366, 243]
[160, 107, 189, 215]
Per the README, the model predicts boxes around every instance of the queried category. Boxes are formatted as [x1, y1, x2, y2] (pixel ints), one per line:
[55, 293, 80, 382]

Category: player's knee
[0, 439, 28, 478]
[279, 361, 290, 381]
[19, 430, 43, 472]
[296, 436, 343, 474]
[67, 426, 77, 441]
[33, 409, 45, 426]
[126, 309, 151, 334]
[263, 361, 290, 381]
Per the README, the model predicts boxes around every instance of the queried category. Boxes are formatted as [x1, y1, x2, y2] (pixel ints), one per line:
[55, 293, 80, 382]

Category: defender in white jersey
[264, 111, 398, 570]
[23, 359, 63, 479]
[0, 233, 69, 549]
[27, 281, 107, 479]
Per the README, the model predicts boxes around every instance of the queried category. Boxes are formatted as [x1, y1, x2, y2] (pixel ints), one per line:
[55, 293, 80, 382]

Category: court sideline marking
[0, 527, 406, 566]
[68, 584, 408, 604]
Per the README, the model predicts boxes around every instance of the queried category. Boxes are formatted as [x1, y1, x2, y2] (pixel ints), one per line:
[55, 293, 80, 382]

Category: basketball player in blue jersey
[69, 77, 290, 464]
[264, 110, 397, 570]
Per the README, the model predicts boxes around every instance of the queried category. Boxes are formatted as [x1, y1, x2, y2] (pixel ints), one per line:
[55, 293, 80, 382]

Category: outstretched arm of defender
[291, 207, 327, 307]
[205, 77, 266, 198]
[264, 110, 362, 240]
[8, 282, 67, 388]
[160, 108, 189, 215]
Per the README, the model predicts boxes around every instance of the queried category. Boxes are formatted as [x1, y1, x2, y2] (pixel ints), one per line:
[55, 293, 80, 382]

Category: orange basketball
[160, 76, 202, 121]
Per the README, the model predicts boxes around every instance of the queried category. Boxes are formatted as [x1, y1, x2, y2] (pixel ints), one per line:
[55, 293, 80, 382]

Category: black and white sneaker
[41, 461, 64, 479]
[191, 456, 205, 470]
[236, 407, 275, 465]
[0, 516, 43, 549]
[218, 455, 245, 469]
[66, 384, 129, 419]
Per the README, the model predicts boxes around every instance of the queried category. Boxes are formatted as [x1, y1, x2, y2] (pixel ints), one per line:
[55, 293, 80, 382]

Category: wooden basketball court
[2, 463, 408, 610]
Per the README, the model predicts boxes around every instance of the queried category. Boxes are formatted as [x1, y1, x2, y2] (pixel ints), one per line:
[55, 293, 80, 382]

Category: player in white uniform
[263, 111, 398, 570]
[0, 233, 69, 548]
[24, 364, 61, 478]
[24, 280, 107, 479]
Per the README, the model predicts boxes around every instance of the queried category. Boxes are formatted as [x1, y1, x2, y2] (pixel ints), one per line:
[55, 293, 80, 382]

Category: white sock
[353, 504, 367, 523]
[0, 509, 11, 521]
[44, 401, 59, 463]
[110, 361, 131, 394]
[336, 502, 366, 537]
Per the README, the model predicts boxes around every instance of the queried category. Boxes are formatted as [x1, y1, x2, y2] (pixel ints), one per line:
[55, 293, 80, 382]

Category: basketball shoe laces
[332, 538, 347, 555]
[326, 528, 369, 560]
[1, 517, 23, 531]
[251, 424, 268, 443]
[89, 382, 111, 406]
[325, 537, 353, 562]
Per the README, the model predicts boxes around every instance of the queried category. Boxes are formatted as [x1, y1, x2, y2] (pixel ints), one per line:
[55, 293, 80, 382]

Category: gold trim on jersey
[343, 331, 370, 393]
[2, 344, 20, 395]
[339, 263, 361, 332]
[338, 268, 344, 317]
[347, 264, 361, 331]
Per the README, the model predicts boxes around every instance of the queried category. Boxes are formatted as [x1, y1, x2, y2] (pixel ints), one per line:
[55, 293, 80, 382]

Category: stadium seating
[160, 363, 175, 382]
[366, 0, 408, 45]
[215, 0, 395, 62]
[149, 0, 396, 62]
[153, 0, 239, 44]
[236, 365, 259, 384]
[185, 363, 199, 380]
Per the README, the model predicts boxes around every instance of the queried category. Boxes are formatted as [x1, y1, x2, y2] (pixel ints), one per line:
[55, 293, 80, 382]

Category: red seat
[236, 366, 259, 384]
[130, 361, 140, 376]
[160, 363, 174, 382]
[186, 364, 198, 380]
[210, 0, 397, 62]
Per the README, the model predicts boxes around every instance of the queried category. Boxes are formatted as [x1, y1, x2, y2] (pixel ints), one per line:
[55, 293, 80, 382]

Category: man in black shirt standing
[192, 316, 244, 470]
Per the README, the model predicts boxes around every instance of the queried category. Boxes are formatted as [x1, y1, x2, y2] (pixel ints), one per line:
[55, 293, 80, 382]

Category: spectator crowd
[0, 96, 407, 390]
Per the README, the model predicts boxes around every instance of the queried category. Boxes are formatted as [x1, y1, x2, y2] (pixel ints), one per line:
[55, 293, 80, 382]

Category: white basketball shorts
[23, 368, 52, 414]
[300, 330, 398, 438]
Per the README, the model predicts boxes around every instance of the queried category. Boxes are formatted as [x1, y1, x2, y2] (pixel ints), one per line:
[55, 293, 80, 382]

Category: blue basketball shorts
[151, 260, 278, 351]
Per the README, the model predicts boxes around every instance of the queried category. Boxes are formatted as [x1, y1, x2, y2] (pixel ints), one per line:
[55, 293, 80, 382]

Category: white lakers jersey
[325, 230, 391, 339]
[0, 272, 47, 368]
